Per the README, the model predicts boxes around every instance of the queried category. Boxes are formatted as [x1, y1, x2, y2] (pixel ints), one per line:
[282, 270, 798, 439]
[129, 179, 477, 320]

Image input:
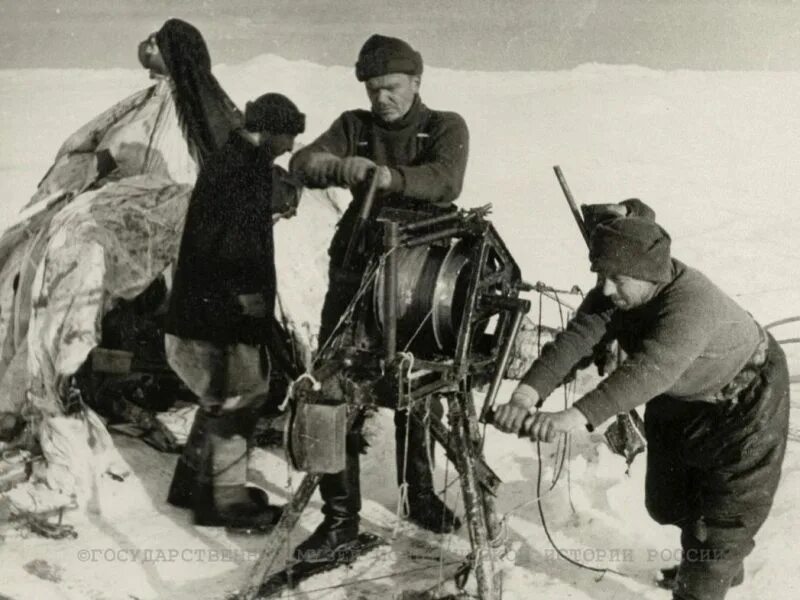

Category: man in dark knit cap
[165, 93, 306, 531]
[290, 33, 468, 559]
[494, 216, 790, 600]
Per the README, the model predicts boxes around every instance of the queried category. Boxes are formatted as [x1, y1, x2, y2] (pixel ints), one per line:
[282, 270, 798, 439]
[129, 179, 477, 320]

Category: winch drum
[373, 239, 474, 355]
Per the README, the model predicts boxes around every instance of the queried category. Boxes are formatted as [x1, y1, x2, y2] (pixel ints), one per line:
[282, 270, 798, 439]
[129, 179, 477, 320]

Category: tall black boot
[293, 426, 362, 563]
[658, 563, 744, 591]
[167, 408, 213, 509]
[396, 402, 461, 534]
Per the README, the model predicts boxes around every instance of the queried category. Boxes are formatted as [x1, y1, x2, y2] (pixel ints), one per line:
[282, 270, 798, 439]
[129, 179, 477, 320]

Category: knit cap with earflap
[589, 216, 673, 283]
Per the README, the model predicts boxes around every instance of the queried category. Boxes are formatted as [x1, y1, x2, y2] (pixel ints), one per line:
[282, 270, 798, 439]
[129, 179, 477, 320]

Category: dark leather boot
[396, 404, 461, 534]
[292, 514, 360, 563]
[658, 564, 744, 591]
[293, 438, 361, 562]
[407, 489, 461, 534]
[194, 486, 283, 532]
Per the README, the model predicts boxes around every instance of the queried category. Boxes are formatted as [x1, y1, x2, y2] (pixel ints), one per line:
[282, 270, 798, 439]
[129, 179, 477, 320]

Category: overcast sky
[2, 0, 800, 71]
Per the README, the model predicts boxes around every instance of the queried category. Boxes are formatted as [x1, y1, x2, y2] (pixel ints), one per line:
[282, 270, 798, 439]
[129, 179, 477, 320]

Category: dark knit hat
[355, 34, 423, 82]
[582, 198, 657, 236]
[244, 93, 306, 135]
[589, 217, 673, 283]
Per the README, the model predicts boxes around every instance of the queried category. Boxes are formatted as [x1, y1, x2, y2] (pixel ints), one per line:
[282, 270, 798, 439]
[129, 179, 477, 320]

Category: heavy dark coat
[166, 132, 277, 346]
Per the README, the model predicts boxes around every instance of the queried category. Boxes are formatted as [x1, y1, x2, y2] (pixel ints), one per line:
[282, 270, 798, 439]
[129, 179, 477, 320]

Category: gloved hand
[336, 156, 377, 187]
[271, 165, 302, 222]
[298, 153, 342, 187]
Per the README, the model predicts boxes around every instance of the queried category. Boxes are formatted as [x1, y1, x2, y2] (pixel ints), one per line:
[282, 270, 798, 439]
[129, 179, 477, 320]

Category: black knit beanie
[589, 217, 673, 283]
[355, 34, 423, 82]
[244, 93, 306, 135]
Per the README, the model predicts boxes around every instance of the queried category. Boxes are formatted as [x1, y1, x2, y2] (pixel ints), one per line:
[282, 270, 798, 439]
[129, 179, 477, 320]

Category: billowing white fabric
[25, 176, 191, 414]
[96, 78, 198, 185]
[28, 78, 198, 210]
[0, 105, 344, 508]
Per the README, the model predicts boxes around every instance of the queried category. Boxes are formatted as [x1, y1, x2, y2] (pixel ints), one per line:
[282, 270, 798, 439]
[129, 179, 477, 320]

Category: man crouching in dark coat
[164, 93, 305, 531]
[494, 216, 790, 600]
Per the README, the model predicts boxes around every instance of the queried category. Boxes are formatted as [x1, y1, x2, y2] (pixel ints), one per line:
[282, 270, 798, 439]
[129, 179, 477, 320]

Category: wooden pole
[553, 165, 589, 246]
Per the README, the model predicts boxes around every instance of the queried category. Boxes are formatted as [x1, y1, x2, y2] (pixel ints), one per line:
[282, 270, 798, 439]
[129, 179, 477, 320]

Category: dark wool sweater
[166, 132, 276, 345]
[522, 260, 761, 428]
[291, 96, 468, 270]
[293, 96, 468, 207]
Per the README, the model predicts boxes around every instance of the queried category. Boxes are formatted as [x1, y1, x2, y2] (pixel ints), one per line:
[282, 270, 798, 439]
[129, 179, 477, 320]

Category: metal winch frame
[243, 205, 531, 600]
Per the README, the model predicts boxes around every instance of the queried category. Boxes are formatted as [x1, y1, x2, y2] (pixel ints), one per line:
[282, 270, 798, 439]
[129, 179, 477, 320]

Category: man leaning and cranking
[493, 215, 789, 600]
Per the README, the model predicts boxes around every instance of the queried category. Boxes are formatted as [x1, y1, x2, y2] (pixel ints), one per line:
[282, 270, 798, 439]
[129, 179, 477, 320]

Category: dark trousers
[317, 267, 440, 523]
[166, 341, 271, 511]
[644, 335, 790, 600]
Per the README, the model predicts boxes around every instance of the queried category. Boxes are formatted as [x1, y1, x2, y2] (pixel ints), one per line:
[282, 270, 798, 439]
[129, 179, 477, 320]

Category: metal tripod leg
[465, 390, 500, 547]
[411, 408, 501, 496]
[241, 472, 321, 599]
[465, 390, 502, 546]
[447, 389, 503, 600]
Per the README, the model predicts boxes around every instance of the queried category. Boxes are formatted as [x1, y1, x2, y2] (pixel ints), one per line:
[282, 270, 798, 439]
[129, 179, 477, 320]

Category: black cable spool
[373, 239, 474, 358]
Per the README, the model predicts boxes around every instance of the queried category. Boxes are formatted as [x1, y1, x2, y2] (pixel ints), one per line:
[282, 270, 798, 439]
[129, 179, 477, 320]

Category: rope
[765, 315, 800, 330]
[402, 305, 435, 353]
[563, 380, 577, 514]
[536, 291, 544, 355]
[397, 302, 453, 550]
[531, 281, 584, 296]
[313, 257, 381, 365]
[392, 352, 415, 539]
[526, 280, 582, 312]
[527, 288, 631, 580]
[423, 398, 436, 485]
[495, 480, 559, 527]
[439, 456, 452, 589]
[278, 373, 321, 412]
[763, 315, 800, 384]
[267, 559, 465, 599]
[535, 439, 631, 581]
[490, 285, 571, 530]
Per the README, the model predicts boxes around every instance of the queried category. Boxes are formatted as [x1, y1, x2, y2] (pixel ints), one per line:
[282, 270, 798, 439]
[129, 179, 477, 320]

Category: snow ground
[1, 56, 799, 599]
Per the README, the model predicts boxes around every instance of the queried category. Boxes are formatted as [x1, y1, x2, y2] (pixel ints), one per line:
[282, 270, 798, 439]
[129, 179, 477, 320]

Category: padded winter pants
[165, 337, 271, 508]
[644, 334, 789, 600]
